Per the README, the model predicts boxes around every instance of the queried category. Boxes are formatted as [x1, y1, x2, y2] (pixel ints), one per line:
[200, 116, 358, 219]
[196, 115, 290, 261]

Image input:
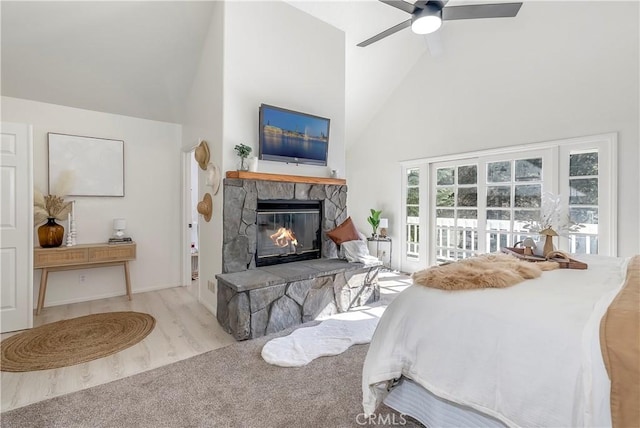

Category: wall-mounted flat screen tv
[259, 104, 330, 166]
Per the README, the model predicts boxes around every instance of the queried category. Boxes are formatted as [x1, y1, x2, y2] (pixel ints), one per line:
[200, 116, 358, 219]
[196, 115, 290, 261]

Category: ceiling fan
[358, 0, 523, 47]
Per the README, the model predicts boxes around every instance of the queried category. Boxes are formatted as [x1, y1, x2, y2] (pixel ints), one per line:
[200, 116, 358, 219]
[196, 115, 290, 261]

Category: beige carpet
[0, 324, 421, 428]
[1, 312, 155, 372]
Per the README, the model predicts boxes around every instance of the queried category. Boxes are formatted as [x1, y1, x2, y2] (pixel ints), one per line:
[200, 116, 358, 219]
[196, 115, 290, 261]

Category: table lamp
[113, 218, 127, 238]
[379, 218, 389, 237]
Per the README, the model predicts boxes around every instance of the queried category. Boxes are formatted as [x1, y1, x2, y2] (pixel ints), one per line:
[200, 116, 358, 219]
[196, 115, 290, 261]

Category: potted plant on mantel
[234, 143, 252, 171]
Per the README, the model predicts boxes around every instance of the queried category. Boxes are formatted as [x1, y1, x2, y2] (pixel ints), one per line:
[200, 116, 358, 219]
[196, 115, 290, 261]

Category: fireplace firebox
[256, 200, 322, 267]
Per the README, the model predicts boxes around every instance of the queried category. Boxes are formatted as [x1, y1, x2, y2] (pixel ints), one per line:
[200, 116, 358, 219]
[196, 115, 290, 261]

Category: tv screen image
[259, 104, 330, 166]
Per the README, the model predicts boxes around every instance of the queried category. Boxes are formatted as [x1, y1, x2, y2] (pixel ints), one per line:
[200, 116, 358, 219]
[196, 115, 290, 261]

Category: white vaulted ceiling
[285, 0, 428, 144]
[2, 1, 541, 143]
[1, 0, 429, 140]
[286, 0, 535, 144]
[1, 1, 216, 124]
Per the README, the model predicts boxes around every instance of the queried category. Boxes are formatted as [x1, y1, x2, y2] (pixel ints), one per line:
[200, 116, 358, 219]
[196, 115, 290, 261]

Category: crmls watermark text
[355, 413, 408, 426]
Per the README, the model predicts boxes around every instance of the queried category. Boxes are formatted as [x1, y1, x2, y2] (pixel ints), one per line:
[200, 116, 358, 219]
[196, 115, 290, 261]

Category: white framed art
[48, 133, 125, 197]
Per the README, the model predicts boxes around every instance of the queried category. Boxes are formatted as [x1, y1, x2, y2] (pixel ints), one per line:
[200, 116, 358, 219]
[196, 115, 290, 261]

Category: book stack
[108, 237, 133, 245]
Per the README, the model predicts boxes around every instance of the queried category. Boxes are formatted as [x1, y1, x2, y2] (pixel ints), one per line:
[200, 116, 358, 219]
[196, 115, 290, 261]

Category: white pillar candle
[71, 201, 75, 220]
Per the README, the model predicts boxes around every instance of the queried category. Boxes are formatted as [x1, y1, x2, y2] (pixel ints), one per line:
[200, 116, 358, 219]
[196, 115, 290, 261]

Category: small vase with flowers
[34, 172, 74, 248]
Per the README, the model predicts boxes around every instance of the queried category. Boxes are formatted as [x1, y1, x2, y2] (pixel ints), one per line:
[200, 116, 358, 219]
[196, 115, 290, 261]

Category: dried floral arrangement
[521, 192, 583, 235]
[34, 171, 74, 225]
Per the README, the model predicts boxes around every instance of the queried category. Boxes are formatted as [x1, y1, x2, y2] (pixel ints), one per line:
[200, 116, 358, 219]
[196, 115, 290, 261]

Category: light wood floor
[1, 272, 413, 413]
[1, 283, 236, 412]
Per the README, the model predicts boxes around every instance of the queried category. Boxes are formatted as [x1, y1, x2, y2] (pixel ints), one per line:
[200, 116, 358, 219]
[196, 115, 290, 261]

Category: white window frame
[558, 136, 617, 256]
[430, 148, 555, 262]
[400, 133, 617, 271]
[400, 161, 429, 273]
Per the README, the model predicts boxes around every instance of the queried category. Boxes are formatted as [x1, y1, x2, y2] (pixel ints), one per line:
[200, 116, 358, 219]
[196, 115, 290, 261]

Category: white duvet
[362, 255, 630, 427]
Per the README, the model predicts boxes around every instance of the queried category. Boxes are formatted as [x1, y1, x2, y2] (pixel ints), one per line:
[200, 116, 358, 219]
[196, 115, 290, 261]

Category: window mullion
[477, 161, 488, 253]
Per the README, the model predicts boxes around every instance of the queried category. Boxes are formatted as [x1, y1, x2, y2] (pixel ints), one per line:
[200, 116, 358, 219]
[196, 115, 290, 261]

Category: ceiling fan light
[412, 15, 442, 35]
[411, 5, 442, 35]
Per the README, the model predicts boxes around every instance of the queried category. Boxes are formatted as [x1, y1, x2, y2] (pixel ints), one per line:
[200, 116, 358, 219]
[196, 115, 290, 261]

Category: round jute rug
[1, 311, 155, 372]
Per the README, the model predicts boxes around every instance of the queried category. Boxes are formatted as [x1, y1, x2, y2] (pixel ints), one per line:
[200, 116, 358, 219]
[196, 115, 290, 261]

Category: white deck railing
[407, 218, 597, 264]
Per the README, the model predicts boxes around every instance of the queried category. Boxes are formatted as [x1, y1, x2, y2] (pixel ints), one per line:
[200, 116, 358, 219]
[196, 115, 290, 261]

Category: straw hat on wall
[197, 193, 212, 222]
[194, 141, 210, 170]
[205, 162, 221, 195]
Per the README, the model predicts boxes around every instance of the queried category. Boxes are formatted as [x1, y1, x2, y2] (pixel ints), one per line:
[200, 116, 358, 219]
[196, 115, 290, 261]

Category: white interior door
[1, 122, 33, 333]
[181, 149, 199, 294]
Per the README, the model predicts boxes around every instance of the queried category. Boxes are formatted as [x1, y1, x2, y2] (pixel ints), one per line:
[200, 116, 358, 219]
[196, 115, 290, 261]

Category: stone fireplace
[222, 175, 347, 273]
[217, 172, 380, 340]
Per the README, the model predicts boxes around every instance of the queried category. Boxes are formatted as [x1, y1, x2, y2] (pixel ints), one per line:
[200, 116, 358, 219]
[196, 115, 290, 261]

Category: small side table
[367, 237, 392, 270]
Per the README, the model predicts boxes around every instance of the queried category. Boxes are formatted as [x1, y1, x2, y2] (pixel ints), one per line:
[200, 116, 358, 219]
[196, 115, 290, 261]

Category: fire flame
[270, 227, 298, 248]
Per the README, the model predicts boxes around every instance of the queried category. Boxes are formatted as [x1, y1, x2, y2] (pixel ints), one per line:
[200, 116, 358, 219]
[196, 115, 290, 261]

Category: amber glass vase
[38, 217, 64, 248]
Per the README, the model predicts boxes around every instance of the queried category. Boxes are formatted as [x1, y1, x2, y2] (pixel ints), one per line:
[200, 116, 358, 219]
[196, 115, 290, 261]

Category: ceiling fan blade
[379, 0, 417, 15]
[442, 3, 522, 21]
[357, 19, 412, 47]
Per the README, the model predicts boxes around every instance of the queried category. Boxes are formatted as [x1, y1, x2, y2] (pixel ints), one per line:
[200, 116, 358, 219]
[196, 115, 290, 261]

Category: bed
[362, 254, 639, 427]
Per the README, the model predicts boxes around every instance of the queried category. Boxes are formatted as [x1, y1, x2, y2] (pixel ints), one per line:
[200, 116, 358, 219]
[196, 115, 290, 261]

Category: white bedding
[384, 378, 507, 427]
[362, 255, 630, 427]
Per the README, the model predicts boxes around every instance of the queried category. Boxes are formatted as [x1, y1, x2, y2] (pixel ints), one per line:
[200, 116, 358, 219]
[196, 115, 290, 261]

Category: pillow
[339, 230, 368, 259]
[340, 240, 372, 263]
[326, 217, 361, 245]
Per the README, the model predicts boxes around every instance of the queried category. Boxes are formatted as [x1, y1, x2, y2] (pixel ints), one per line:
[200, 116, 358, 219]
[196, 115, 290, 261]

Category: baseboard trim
[199, 298, 216, 316]
[33, 284, 180, 309]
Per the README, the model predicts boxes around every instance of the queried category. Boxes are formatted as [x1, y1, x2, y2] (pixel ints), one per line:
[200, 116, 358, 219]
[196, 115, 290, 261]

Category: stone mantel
[225, 171, 346, 186]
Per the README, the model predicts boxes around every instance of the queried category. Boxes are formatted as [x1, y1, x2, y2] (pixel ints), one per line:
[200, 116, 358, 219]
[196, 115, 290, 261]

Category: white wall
[347, 1, 640, 266]
[179, 1, 225, 313]
[180, 1, 346, 313]
[222, 1, 346, 178]
[1, 96, 183, 307]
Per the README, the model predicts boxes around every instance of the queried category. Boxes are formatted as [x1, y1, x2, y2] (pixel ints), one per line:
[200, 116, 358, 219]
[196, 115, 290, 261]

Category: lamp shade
[379, 218, 389, 229]
[411, 5, 442, 35]
[113, 218, 126, 230]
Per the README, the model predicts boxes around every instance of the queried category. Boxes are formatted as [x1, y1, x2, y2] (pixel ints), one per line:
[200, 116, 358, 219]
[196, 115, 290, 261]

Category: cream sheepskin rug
[412, 252, 559, 291]
[262, 306, 385, 367]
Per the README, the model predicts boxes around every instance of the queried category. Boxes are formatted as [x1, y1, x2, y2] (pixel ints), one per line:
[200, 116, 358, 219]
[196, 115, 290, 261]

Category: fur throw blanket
[412, 253, 559, 291]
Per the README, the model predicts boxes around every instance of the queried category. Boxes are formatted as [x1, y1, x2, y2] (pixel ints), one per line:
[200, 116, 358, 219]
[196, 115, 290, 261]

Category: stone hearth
[216, 259, 380, 340]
